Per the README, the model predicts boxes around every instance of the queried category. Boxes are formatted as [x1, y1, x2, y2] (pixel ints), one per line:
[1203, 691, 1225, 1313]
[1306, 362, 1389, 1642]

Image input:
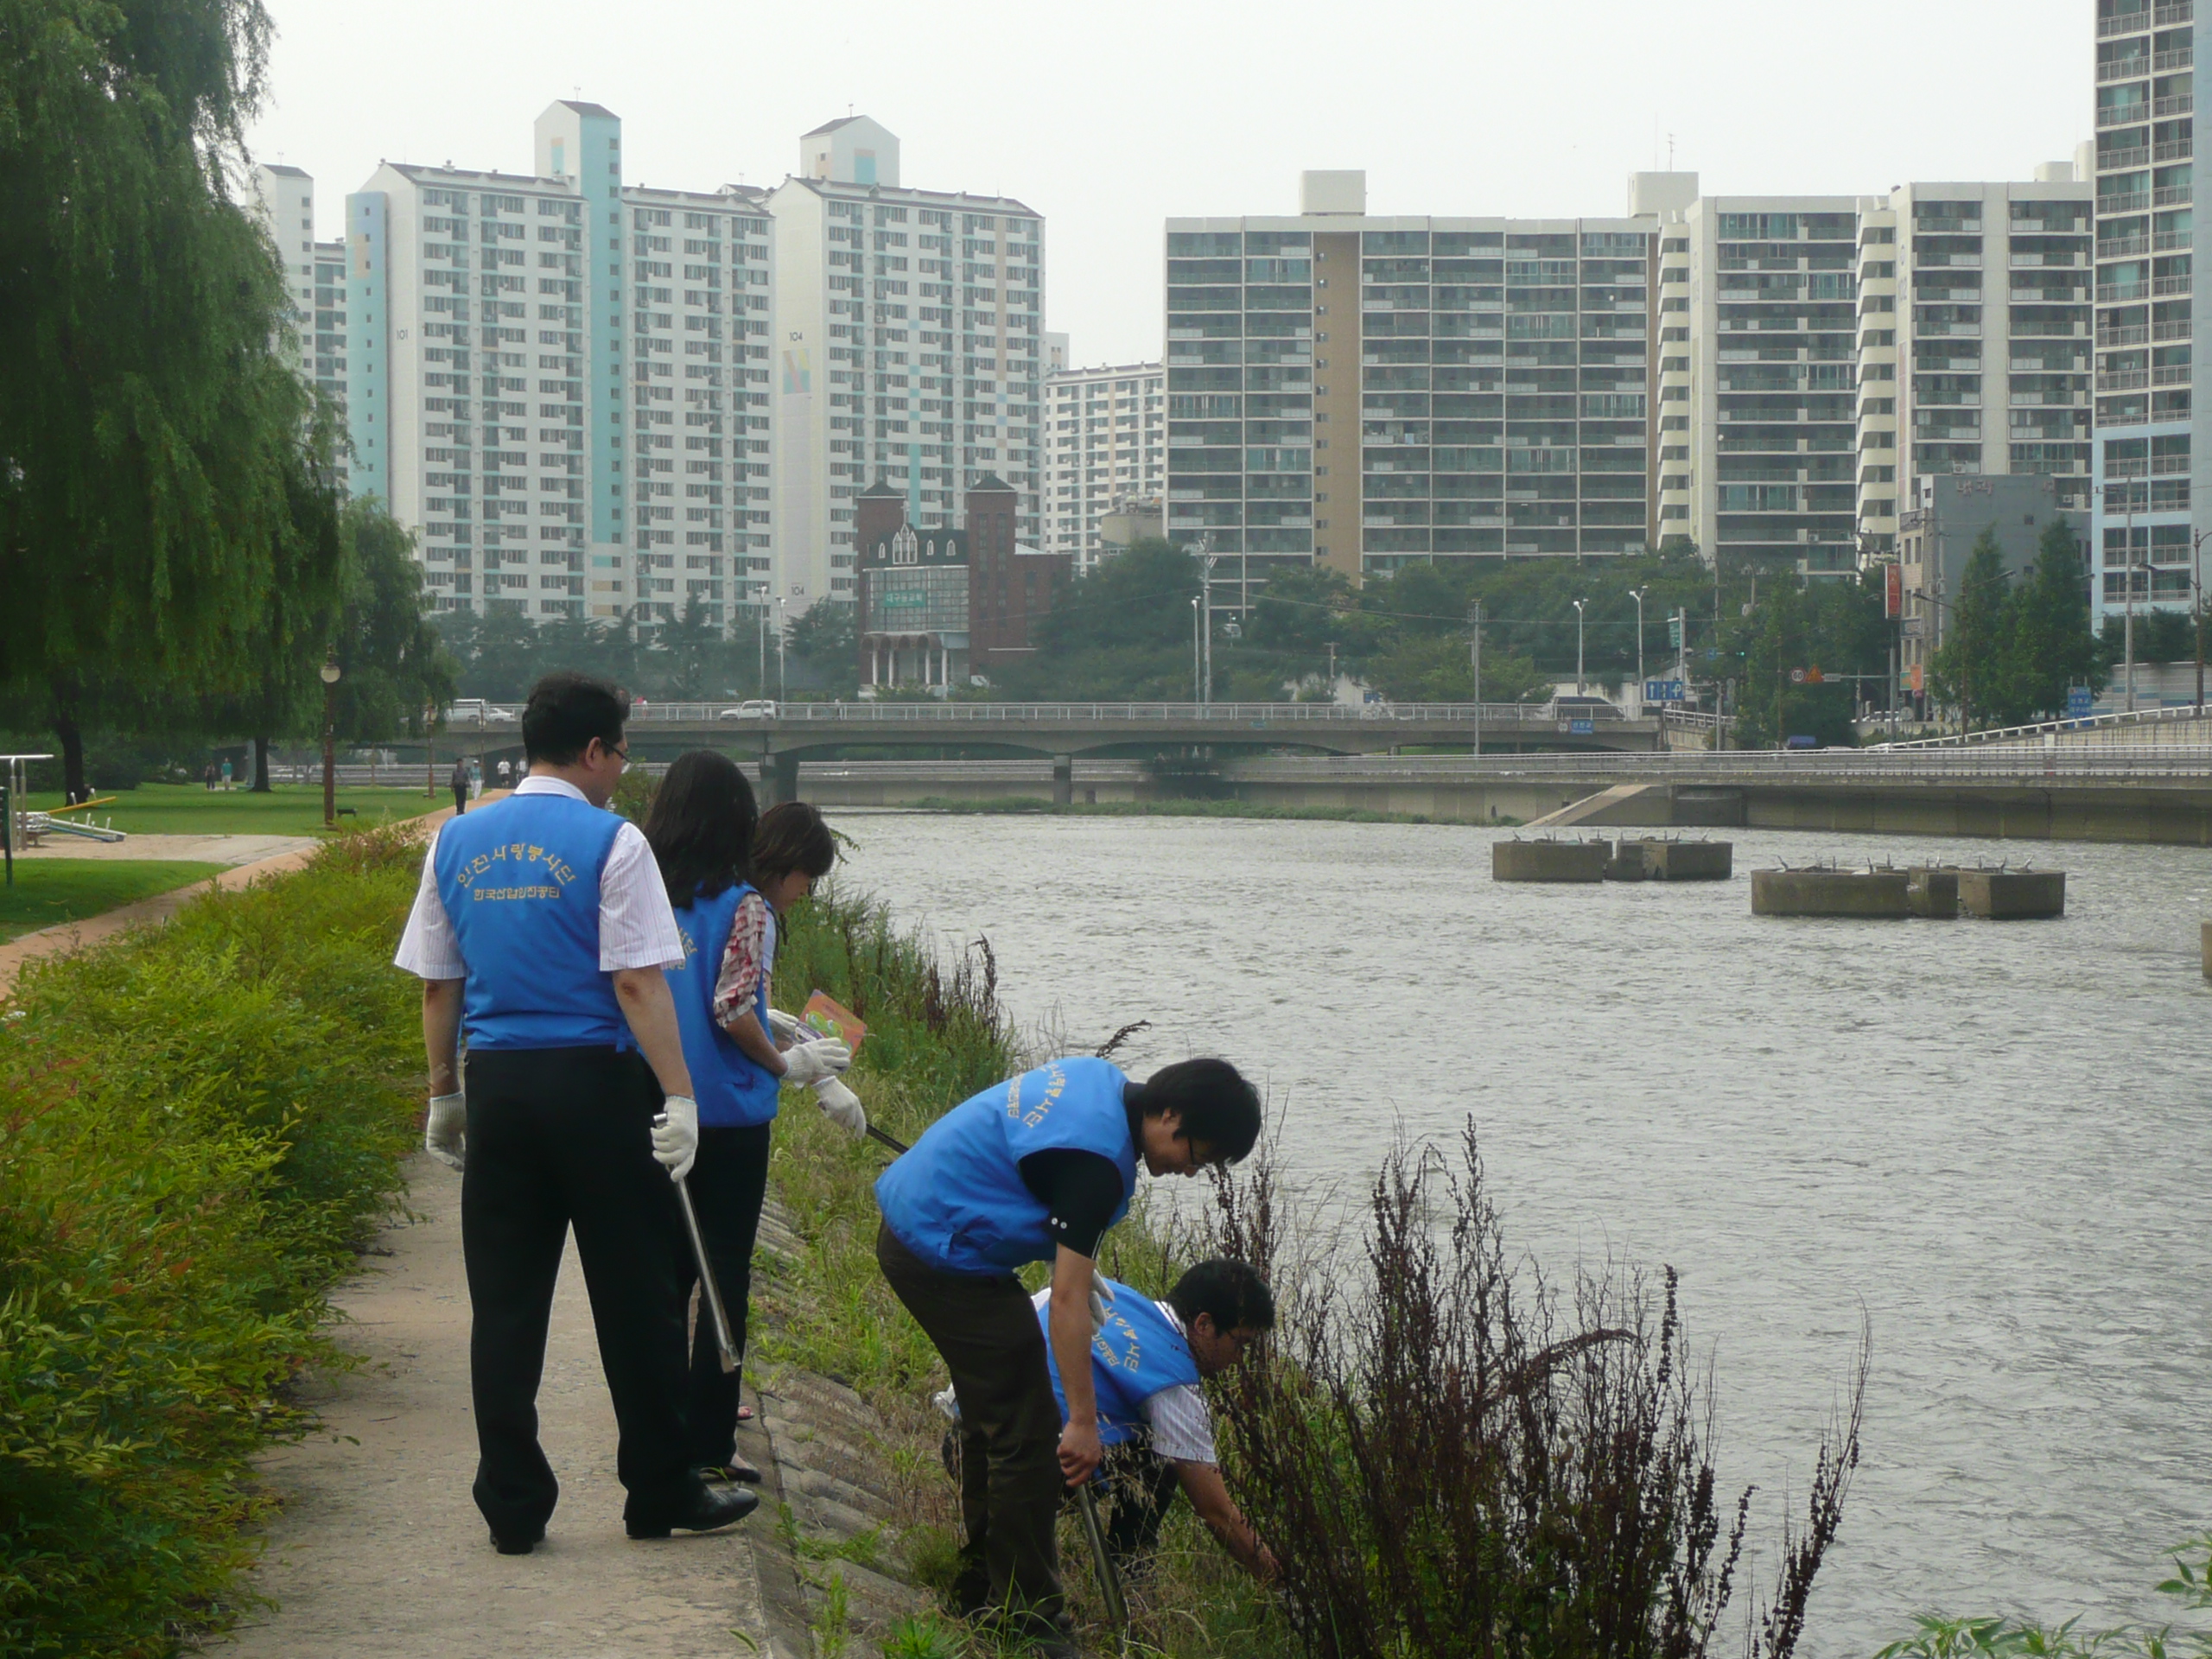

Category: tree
[784, 600, 856, 698]
[2002, 519, 2102, 721]
[655, 595, 726, 701]
[1364, 633, 1553, 705]
[1929, 529, 2012, 730]
[331, 496, 456, 744]
[3, 0, 338, 785]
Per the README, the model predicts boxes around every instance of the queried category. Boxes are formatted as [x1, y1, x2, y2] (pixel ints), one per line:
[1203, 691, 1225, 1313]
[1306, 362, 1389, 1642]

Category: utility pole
[776, 595, 788, 702]
[1186, 531, 1217, 711]
[1468, 601, 1482, 756]
[1628, 586, 1647, 705]
[2193, 528, 2208, 715]
[2125, 486, 2139, 713]
[1190, 598, 1201, 702]
[1571, 598, 1587, 695]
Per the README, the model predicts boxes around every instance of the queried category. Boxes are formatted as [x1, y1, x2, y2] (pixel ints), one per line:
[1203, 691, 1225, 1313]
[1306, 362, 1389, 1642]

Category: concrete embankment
[1957, 869, 2067, 918]
[1492, 840, 1611, 883]
[1751, 869, 1914, 918]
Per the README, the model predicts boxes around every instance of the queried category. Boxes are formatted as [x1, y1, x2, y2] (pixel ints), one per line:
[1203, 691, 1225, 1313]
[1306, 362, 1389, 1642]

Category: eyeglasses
[606, 742, 631, 772]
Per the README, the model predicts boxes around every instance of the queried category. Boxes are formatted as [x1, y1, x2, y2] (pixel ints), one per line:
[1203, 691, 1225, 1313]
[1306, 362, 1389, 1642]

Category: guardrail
[621, 701, 1585, 724]
[1875, 702, 2209, 749]
[1224, 746, 2212, 781]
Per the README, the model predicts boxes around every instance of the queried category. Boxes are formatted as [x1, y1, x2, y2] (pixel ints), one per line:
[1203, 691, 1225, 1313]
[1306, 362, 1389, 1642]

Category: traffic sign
[1789, 668, 1807, 684]
[1668, 615, 1684, 649]
[1569, 719, 1595, 734]
[1644, 679, 1686, 702]
[2066, 686, 2094, 720]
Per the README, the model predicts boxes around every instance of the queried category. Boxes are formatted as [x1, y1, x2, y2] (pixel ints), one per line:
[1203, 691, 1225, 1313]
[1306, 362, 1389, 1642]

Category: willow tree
[0, 0, 344, 794]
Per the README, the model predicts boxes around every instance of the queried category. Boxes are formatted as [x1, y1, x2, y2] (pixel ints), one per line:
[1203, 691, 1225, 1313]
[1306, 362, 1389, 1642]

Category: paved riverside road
[221, 1153, 783, 1657]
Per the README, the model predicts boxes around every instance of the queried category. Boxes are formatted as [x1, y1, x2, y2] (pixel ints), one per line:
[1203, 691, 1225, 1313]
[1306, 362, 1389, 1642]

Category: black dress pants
[877, 1222, 1065, 1625]
[461, 1046, 696, 1537]
[677, 1120, 772, 1469]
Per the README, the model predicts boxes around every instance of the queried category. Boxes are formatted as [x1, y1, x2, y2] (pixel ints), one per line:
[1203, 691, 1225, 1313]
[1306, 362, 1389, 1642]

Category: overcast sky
[247, 0, 2092, 366]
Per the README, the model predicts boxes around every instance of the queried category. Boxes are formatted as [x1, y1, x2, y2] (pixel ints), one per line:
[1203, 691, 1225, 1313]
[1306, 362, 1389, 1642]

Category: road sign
[1645, 679, 1686, 702]
[1885, 563, 1904, 620]
[1569, 719, 1595, 735]
[2066, 686, 2094, 720]
[1789, 668, 1807, 684]
[1668, 615, 1684, 649]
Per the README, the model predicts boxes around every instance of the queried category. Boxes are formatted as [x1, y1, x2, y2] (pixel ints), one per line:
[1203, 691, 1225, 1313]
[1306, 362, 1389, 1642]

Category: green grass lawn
[20, 783, 444, 838]
[0, 860, 229, 942]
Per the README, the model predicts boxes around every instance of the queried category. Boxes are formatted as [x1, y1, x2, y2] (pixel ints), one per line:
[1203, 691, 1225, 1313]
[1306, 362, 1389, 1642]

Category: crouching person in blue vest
[397, 671, 756, 1553]
[874, 1056, 1262, 1656]
[642, 760, 855, 1485]
[1036, 1259, 1278, 1580]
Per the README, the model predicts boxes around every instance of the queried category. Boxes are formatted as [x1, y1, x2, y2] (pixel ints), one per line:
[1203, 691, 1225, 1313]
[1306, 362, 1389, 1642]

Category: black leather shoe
[489, 1527, 542, 1555]
[625, 1480, 759, 1539]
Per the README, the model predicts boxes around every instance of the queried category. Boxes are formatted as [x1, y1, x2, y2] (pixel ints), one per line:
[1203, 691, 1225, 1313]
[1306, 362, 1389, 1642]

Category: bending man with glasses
[396, 671, 755, 1552]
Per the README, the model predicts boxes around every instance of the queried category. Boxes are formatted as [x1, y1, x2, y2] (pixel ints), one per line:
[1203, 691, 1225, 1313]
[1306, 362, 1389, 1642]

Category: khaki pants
[876, 1223, 1064, 1625]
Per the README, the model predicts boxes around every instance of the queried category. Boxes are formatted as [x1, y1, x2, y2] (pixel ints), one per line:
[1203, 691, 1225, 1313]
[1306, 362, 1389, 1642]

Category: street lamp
[1190, 596, 1201, 703]
[775, 595, 787, 702]
[1627, 587, 1648, 702]
[1570, 598, 1587, 696]
[319, 655, 342, 828]
[2193, 528, 2209, 716]
[2094, 479, 2140, 713]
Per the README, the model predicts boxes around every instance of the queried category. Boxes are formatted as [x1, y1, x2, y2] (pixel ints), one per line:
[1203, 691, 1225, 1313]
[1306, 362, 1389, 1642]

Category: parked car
[715, 700, 779, 720]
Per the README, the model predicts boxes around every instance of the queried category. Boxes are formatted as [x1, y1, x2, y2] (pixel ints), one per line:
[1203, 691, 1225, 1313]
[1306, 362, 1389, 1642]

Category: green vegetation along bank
[0, 860, 226, 944]
[0, 830, 423, 1656]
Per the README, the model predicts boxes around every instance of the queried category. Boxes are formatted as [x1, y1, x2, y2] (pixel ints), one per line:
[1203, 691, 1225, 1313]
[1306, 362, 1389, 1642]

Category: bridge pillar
[1052, 754, 1073, 806]
[757, 750, 800, 807]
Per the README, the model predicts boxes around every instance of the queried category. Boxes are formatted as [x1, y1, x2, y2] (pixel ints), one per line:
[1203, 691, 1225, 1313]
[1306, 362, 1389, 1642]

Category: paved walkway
[219, 1154, 791, 1657]
[13, 831, 319, 865]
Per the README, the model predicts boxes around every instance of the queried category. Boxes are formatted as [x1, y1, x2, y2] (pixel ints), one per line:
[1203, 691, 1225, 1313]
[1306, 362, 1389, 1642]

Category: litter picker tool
[1074, 1480, 1132, 1652]
[867, 1123, 911, 1157]
[657, 1113, 740, 1375]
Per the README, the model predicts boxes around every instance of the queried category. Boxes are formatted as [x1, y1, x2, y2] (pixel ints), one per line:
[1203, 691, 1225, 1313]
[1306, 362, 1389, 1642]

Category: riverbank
[906, 794, 1484, 826]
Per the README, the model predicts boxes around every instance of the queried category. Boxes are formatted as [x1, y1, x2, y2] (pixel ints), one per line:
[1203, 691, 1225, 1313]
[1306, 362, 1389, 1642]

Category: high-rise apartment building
[344, 101, 774, 626]
[1046, 359, 1165, 571]
[1638, 181, 1864, 575]
[2094, 0, 2201, 619]
[250, 163, 349, 482]
[767, 118, 1046, 616]
[1853, 175, 2093, 558]
[1164, 171, 1657, 586]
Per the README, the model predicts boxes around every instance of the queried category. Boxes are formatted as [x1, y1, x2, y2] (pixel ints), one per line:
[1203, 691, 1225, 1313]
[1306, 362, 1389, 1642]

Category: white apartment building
[1853, 174, 2093, 556]
[1166, 171, 1657, 587]
[1046, 360, 1165, 571]
[343, 101, 773, 627]
[2093, 0, 2202, 620]
[250, 163, 349, 484]
[767, 117, 1046, 615]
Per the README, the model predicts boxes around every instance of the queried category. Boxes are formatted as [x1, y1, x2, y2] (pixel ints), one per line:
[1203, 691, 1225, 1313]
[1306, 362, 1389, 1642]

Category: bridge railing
[622, 701, 1608, 725]
[1873, 702, 2211, 750]
[1228, 744, 2212, 781]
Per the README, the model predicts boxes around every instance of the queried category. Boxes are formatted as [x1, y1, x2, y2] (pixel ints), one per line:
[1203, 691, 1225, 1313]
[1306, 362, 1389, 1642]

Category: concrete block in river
[2203, 921, 2211, 979]
[1644, 841, 1732, 881]
[1908, 868, 1960, 918]
[1750, 868, 1912, 918]
[1605, 841, 1651, 881]
[1492, 839, 1610, 883]
[1957, 869, 2065, 919]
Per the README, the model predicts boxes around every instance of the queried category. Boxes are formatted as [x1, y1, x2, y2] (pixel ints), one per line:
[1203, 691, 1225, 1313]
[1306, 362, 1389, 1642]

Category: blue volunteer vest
[1039, 1276, 1204, 1449]
[875, 1058, 1135, 1275]
[433, 790, 627, 1050]
[667, 883, 779, 1128]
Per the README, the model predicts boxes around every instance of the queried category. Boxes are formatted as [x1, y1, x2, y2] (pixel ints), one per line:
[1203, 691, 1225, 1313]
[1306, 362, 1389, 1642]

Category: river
[833, 812, 2212, 1656]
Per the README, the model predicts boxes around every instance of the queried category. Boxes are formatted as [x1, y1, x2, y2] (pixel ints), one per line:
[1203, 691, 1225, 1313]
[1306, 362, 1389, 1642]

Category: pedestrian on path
[204, 762, 217, 791]
[449, 756, 470, 817]
[498, 756, 513, 788]
[643, 765, 854, 1487]
[220, 757, 232, 790]
[394, 671, 755, 1554]
[873, 1055, 1262, 1655]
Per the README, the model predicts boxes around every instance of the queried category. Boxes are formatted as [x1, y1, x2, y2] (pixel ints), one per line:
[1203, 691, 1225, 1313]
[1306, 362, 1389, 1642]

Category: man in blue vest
[874, 1055, 1262, 1656]
[395, 671, 754, 1554]
[1034, 1258, 1278, 1580]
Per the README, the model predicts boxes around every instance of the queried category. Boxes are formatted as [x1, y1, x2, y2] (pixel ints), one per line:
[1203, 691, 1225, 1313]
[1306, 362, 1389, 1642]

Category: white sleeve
[596, 821, 685, 971]
[1141, 1383, 1217, 1465]
[393, 836, 465, 979]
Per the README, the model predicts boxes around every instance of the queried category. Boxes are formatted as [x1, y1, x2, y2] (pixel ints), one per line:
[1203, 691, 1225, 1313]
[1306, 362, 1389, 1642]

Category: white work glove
[813, 1076, 868, 1140]
[1090, 1280, 1116, 1336]
[425, 1093, 467, 1173]
[651, 1096, 699, 1183]
[779, 1039, 851, 1089]
[766, 1007, 807, 1047]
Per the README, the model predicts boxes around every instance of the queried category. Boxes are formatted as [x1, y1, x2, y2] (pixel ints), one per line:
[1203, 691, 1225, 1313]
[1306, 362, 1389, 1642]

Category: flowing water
[835, 811, 2212, 1656]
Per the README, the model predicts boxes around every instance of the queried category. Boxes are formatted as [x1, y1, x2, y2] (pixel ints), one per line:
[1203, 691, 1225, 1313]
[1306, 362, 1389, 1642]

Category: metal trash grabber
[1074, 1479, 1132, 1653]
[657, 1114, 739, 1375]
[867, 1123, 911, 1157]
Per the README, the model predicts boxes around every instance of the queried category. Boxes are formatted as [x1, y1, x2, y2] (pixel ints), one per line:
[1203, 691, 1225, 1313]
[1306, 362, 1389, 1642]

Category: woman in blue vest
[874, 1054, 1262, 1655]
[643, 762, 852, 1484]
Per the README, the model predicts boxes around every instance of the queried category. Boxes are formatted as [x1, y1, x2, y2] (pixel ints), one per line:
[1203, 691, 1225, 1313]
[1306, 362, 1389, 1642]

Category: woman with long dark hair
[642, 754, 851, 1482]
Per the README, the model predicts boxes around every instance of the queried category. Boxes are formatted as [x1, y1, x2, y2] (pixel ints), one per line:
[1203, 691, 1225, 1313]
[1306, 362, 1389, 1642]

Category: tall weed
[0, 827, 424, 1656]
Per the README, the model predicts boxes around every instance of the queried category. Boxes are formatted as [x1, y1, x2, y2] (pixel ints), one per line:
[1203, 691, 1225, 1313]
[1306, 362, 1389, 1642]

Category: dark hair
[752, 801, 836, 882]
[1141, 1058, 1262, 1164]
[642, 750, 758, 910]
[1168, 1258, 1275, 1335]
[521, 671, 626, 766]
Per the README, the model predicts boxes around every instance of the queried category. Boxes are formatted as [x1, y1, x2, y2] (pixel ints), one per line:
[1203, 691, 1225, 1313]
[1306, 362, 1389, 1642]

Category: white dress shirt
[393, 775, 683, 979]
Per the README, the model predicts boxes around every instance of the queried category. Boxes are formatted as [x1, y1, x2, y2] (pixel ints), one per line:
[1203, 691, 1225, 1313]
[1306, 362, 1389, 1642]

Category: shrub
[1873, 1535, 2212, 1657]
[0, 827, 424, 1656]
[1202, 1124, 1867, 1659]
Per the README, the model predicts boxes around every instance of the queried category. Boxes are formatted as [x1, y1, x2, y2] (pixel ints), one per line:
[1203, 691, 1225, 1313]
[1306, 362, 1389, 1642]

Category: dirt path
[218, 1154, 798, 1657]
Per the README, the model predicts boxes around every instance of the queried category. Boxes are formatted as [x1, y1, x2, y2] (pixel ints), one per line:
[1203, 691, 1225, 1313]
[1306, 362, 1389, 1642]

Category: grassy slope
[22, 784, 441, 837]
[0, 861, 228, 942]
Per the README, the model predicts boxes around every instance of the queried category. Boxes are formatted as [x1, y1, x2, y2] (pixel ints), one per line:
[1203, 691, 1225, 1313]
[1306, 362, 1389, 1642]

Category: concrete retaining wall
[1957, 869, 2066, 918]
